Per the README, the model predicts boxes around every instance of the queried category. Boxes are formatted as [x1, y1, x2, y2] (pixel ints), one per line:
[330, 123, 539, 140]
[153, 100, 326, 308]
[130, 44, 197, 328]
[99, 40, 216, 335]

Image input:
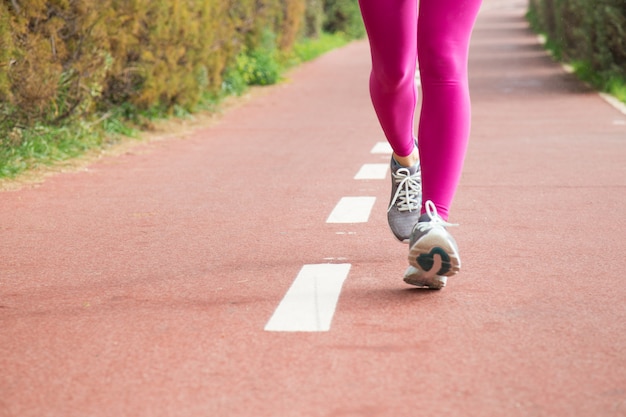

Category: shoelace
[388, 167, 421, 213]
[415, 200, 458, 232]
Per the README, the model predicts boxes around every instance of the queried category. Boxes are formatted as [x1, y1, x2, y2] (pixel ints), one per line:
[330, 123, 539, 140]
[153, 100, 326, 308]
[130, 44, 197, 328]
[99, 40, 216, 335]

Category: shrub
[323, 0, 364, 39]
[0, 0, 360, 178]
[304, 0, 325, 38]
[0, 0, 309, 129]
[528, 0, 626, 96]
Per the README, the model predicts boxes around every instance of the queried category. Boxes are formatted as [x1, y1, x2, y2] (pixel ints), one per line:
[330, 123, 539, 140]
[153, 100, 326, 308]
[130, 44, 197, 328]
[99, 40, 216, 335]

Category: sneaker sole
[403, 266, 448, 289]
[405, 228, 461, 289]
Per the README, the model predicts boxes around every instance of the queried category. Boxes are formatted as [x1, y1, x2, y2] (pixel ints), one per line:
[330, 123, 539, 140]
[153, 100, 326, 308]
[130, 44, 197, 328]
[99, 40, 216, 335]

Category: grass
[0, 118, 136, 179]
[607, 80, 626, 104]
[0, 31, 352, 181]
[569, 61, 626, 104]
[292, 32, 350, 63]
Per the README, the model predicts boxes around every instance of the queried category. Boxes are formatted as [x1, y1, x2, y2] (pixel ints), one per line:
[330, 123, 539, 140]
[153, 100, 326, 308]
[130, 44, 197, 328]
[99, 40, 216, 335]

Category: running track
[1, 0, 626, 416]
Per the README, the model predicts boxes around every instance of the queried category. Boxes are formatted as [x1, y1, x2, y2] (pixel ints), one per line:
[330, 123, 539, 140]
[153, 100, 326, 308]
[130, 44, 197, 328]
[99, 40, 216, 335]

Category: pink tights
[359, 0, 482, 219]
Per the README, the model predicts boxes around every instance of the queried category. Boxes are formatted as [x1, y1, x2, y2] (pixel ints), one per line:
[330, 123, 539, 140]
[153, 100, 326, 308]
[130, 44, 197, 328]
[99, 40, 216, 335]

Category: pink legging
[359, 0, 482, 220]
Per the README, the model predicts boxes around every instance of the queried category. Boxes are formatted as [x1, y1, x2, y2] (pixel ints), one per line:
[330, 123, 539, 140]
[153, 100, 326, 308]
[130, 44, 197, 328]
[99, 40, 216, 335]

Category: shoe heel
[403, 266, 447, 289]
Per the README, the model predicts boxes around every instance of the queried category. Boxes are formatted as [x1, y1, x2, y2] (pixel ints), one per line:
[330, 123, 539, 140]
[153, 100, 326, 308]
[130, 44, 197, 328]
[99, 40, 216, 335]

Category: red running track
[1, 1, 626, 416]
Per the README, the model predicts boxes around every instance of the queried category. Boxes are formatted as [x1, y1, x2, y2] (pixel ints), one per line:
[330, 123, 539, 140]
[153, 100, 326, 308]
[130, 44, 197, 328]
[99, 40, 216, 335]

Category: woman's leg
[403, 0, 481, 288]
[358, 0, 418, 161]
[417, 0, 482, 220]
[359, 0, 423, 242]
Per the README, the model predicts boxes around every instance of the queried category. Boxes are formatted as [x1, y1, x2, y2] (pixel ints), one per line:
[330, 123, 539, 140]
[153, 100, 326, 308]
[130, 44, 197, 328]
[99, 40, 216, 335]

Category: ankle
[393, 148, 419, 168]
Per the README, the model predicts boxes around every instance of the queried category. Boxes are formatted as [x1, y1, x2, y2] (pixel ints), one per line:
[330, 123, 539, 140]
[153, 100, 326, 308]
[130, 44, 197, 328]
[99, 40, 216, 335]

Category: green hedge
[0, 0, 363, 128]
[323, 0, 365, 39]
[0, 0, 364, 178]
[528, 0, 626, 96]
[0, 0, 310, 125]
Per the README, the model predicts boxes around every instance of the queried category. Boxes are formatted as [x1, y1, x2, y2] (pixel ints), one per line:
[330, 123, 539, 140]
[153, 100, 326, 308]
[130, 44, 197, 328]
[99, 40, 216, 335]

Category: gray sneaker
[387, 158, 422, 242]
[403, 200, 461, 289]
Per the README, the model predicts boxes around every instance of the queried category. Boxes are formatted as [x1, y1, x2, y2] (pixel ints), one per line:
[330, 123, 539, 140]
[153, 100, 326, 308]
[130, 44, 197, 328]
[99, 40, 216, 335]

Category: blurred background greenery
[0, 0, 365, 177]
[1, 0, 624, 178]
[527, 0, 626, 103]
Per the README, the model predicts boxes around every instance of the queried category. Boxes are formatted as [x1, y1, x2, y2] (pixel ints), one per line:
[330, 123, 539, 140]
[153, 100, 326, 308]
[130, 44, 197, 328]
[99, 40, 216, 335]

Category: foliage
[304, 0, 325, 38]
[527, 0, 626, 103]
[323, 0, 365, 39]
[292, 31, 349, 62]
[0, 0, 358, 179]
[0, 0, 308, 126]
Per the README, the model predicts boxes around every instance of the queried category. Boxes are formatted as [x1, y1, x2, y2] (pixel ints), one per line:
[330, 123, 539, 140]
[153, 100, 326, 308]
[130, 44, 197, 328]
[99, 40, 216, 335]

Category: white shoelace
[415, 200, 458, 232]
[388, 167, 421, 213]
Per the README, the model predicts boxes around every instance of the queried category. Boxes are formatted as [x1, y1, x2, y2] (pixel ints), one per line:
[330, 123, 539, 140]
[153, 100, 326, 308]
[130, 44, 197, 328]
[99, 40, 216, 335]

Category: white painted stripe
[264, 264, 351, 332]
[354, 163, 388, 180]
[599, 92, 626, 116]
[326, 196, 376, 223]
[370, 141, 393, 154]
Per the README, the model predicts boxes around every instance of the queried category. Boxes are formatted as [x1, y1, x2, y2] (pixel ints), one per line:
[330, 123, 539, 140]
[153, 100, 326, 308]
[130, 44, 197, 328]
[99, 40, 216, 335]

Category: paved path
[1, 0, 625, 416]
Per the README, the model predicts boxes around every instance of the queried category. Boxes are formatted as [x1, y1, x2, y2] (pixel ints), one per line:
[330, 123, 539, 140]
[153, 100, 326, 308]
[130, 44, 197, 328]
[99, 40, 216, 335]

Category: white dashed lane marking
[354, 163, 389, 180]
[264, 264, 352, 332]
[326, 196, 376, 224]
[370, 141, 393, 155]
[267, 142, 389, 332]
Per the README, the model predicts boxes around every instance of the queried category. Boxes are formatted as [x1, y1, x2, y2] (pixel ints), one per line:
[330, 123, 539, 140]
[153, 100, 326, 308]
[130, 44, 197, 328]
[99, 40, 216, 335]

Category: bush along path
[527, 0, 626, 105]
[0, 0, 365, 180]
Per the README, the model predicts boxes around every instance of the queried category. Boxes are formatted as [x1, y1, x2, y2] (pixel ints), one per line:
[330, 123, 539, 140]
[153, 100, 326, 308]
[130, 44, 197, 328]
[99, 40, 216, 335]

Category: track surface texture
[2, 0, 625, 416]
